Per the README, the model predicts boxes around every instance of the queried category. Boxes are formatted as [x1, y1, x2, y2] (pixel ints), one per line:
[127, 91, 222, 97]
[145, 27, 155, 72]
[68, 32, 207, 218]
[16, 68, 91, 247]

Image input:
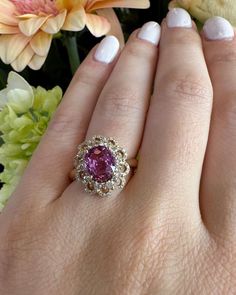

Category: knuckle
[74, 60, 103, 88]
[98, 87, 142, 119]
[75, 68, 100, 89]
[165, 29, 201, 47]
[215, 91, 236, 127]
[48, 112, 72, 133]
[125, 39, 157, 63]
[157, 72, 212, 111]
[47, 110, 86, 139]
[74, 70, 93, 88]
[208, 48, 236, 65]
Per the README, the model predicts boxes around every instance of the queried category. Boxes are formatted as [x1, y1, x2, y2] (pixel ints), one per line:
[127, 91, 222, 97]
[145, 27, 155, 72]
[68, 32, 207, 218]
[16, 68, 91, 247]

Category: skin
[0, 14, 236, 295]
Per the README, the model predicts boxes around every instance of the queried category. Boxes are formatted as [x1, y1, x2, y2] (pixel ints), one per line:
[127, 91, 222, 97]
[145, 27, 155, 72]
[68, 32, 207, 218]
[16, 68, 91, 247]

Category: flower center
[11, 0, 59, 15]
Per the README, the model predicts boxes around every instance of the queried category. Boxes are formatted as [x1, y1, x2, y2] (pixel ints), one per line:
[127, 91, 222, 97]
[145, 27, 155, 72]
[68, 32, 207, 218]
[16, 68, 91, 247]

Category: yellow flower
[0, 0, 150, 72]
[169, 0, 236, 26]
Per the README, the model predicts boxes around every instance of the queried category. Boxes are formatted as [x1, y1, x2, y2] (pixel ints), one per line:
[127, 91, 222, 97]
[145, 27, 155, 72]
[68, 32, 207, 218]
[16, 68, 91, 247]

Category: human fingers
[86, 23, 160, 157]
[138, 9, 213, 221]
[201, 17, 236, 241]
[65, 21, 160, 200]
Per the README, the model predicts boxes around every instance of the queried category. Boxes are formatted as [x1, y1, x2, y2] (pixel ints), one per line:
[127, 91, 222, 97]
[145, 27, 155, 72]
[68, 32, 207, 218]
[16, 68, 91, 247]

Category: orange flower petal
[30, 31, 52, 57]
[28, 54, 47, 70]
[87, 0, 150, 11]
[62, 7, 86, 31]
[18, 16, 49, 36]
[0, 34, 30, 64]
[55, 0, 71, 10]
[11, 45, 34, 72]
[41, 10, 67, 34]
[96, 8, 124, 46]
[0, 24, 19, 34]
[0, 0, 18, 25]
[86, 13, 111, 37]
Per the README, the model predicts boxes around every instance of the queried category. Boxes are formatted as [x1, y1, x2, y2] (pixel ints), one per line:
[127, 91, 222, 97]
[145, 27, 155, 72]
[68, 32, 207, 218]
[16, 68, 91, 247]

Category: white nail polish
[203, 16, 234, 41]
[94, 36, 120, 64]
[138, 21, 161, 45]
[167, 8, 192, 28]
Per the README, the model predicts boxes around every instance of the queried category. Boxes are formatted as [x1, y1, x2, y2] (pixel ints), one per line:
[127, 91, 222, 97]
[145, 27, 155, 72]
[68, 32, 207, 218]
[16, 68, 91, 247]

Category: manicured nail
[167, 8, 192, 28]
[203, 16, 234, 41]
[138, 21, 161, 45]
[94, 36, 120, 64]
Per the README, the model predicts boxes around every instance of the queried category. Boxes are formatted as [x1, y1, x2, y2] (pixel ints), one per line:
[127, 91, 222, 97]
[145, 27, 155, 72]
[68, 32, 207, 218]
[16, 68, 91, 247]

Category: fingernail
[138, 21, 161, 45]
[167, 8, 192, 28]
[203, 16, 234, 41]
[94, 36, 120, 64]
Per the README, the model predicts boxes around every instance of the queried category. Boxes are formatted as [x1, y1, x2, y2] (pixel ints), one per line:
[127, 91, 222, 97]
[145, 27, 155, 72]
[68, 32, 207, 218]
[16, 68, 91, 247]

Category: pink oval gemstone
[85, 146, 116, 183]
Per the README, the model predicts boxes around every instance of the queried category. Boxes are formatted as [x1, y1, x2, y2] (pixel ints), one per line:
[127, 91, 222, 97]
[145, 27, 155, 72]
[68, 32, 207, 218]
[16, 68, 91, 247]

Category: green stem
[65, 35, 80, 75]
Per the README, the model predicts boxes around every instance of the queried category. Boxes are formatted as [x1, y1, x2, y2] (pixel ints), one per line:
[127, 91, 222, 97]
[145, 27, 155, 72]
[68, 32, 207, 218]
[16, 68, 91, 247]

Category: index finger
[11, 36, 120, 208]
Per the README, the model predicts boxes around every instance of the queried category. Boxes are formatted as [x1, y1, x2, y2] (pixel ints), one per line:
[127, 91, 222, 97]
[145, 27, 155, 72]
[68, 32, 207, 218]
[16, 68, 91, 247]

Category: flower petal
[11, 45, 34, 72]
[28, 54, 47, 70]
[0, 24, 19, 34]
[41, 10, 67, 34]
[87, 0, 150, 11]
[30, 31, 52, 57]
[86, 13, 111, 37]
[7, 72, 32, 93]
[18, 16, 49, 37]
[0, 0, 17, 25]
[18, 14, 40, 19]
[0, 71, 33, 107]
[0, 89, 9, 110]
[96, 8, 124, 46]
[62, 7, 86, 31]
[7, 88, 34, 113]
[0, 34, 30, 64]
[0, 0, 15, 12]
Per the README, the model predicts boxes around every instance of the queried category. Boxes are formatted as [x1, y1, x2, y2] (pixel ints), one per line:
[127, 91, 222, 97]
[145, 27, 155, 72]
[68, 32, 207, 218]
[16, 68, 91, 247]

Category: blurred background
[0, 0, 169, 92]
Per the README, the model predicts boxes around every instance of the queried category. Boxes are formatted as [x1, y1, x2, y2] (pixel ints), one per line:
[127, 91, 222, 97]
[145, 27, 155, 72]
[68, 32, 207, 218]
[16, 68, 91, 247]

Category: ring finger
[67, 21, 161, 198]
[87, 22, 160, 157]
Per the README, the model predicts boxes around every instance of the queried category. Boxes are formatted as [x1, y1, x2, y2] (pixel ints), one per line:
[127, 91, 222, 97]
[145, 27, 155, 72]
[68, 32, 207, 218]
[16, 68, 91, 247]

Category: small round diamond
[85, 146, 116, 183]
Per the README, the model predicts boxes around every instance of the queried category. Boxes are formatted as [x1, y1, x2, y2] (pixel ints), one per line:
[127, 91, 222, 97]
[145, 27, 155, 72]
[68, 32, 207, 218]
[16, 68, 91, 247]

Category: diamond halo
[74, 136, 130, 197]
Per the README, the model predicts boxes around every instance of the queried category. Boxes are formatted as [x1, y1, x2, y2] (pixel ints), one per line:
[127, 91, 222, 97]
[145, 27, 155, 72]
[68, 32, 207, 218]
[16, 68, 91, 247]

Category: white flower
[0, 72, 33, 112]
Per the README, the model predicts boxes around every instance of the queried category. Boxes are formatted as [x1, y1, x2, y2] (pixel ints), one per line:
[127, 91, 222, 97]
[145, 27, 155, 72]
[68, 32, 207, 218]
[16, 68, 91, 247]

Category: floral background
[0, 0, 235, 210]
[0, 1, 169, 92]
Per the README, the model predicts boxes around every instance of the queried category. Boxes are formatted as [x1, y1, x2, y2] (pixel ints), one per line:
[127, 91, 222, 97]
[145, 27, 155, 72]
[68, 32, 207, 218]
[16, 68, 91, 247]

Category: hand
[1, 9, 236, 295]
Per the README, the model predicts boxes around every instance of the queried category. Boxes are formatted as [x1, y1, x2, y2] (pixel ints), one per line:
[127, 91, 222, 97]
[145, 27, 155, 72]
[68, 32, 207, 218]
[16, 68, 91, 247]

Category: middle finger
[139, 9, 213, 217]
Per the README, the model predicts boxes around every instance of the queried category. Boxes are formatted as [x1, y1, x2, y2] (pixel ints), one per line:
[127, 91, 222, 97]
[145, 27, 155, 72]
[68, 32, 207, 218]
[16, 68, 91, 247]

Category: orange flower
[0, 0, 150, 72]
